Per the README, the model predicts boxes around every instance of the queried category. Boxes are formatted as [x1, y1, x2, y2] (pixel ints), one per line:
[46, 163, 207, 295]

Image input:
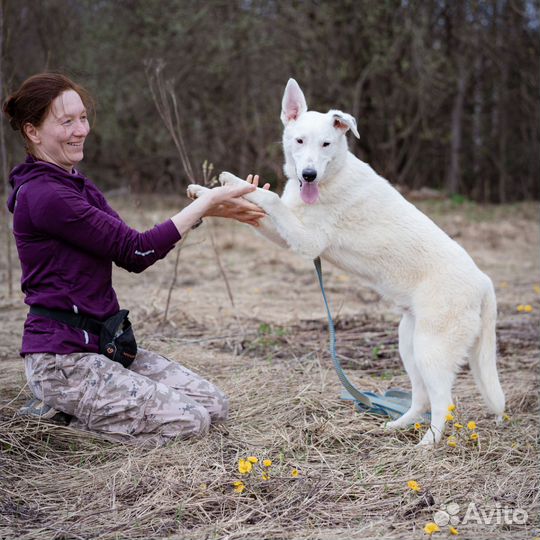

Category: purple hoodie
[7, 155, 181, 356]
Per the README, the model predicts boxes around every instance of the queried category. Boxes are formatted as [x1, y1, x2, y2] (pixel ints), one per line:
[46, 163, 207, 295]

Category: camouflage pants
[24, 348, 229, 445]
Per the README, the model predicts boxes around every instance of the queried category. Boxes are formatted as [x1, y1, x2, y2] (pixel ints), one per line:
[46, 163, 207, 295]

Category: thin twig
[145, 60, 195, 184]
[209, 222, 235, 308]
[146, 60, 237, 313]
[201, 160, 236, 308]
[163, 247, 182, 322]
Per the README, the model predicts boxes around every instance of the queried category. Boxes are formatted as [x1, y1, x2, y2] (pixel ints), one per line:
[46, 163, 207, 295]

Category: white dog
[188, 79, 505, 446]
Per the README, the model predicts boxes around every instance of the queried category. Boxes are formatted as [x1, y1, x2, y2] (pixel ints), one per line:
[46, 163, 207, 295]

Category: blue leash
[313, 257, 422, 420]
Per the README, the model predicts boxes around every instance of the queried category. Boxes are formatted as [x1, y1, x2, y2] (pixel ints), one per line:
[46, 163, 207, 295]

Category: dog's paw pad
[187, 184, 204, 199]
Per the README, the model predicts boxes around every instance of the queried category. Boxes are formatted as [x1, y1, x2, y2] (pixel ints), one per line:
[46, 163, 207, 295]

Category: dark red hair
[3, 72, 94, 142]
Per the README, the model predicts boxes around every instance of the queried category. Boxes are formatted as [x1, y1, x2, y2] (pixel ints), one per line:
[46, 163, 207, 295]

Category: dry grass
[1, 199, 539, 539]
[1, 312, 538, 540]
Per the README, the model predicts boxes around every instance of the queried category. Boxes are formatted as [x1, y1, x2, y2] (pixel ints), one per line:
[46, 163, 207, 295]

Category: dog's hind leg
[413, 327, 467, 446]
[385, 313, 429, 430]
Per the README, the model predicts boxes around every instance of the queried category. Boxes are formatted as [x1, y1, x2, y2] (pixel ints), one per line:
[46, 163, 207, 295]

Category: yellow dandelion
[414, 423, 422, 430]
[517, 304, 525, 312]
[262, 472, 269, 481]
[454, 423, 463, 430]
[263, 459, 273, 467]
[503, 413, 510, 422]
[247, 456, 258, 464]
[470, 432, 479, 441]
[291, 468, 299, 478]
[233, 480, 245, 493]
[407, 480, 421, 492]
[524, 305, 533, 313]
[467, 421, 477, 430]
[447, 435, 458, 448]
[423, 522, 440, 536]
[238, 459, 253, 475]
[533, 284, 540, 294]
[445, 413, 455, 422]
[447, 404, 456, 412]
[449, 525, 459, 535]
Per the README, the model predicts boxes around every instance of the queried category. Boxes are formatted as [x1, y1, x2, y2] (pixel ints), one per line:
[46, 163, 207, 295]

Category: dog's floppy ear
[281, 79, 308, 126]
[330, 110, 360, 139]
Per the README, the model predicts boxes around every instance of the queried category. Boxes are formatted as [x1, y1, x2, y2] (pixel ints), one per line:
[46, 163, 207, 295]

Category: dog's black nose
[302, 168, 317, 182]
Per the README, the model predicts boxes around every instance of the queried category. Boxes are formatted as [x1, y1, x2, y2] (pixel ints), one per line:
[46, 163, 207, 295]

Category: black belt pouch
[99, 309, 137, 368]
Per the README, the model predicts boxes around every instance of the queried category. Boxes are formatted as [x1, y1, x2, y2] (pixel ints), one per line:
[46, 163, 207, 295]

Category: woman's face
[26, 90, 90, 172]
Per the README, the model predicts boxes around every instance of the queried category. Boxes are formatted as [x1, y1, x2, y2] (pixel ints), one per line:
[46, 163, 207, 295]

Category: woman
[3, 72, 266, 445]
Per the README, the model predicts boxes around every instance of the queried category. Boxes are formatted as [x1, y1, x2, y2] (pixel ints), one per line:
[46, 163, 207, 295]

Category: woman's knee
[208, 388, 229, 423]
[179, 379, 229, 423]
[164, 402, 211, 439]
[190, 405, 212, 436]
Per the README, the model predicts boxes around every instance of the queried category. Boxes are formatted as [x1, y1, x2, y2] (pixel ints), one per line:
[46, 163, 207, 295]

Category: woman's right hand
[201, 175, 270, 226]
[171, 175, 269, 235]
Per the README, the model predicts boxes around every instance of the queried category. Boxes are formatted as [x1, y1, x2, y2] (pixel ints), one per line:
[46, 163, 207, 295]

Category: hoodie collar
[7, 154, 87, 213]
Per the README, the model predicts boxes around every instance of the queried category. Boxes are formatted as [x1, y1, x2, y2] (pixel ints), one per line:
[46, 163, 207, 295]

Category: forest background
[1, 0, 539, 204]
[1, 4, 539, 539]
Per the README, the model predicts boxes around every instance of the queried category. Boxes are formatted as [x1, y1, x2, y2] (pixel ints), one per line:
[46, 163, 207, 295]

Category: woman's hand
[171, 174, 271, 235]
[246, 174, 271, 191]
[203, 174, 271, 226]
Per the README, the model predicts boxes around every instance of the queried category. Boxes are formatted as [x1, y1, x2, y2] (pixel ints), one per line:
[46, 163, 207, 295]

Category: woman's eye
[63, 119, 72, 125]
[323, 142, 330, 147]
[296, 138, 303, 144]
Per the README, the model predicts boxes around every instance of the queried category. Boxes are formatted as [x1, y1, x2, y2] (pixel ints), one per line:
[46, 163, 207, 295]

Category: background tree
[0, 0, 538, 202]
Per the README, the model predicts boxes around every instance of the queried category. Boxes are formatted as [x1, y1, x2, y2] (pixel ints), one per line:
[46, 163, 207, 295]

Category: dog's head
[281, 78, 360, 204]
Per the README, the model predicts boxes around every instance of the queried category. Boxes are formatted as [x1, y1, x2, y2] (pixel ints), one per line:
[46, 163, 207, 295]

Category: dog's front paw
[187, 184, 208, 200]
[219, 171, 246, 187]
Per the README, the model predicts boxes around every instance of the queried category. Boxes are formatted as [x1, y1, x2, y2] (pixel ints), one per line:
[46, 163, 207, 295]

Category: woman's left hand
[205, 174, 271, 226]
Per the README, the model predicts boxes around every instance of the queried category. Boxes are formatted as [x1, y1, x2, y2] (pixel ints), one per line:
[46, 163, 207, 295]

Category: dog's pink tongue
[300, 182, 320, 204]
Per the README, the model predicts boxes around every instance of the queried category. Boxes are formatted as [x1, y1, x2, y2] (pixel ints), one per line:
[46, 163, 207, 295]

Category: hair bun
[9, 117, 20, 131]
[2, 97, 20, 130]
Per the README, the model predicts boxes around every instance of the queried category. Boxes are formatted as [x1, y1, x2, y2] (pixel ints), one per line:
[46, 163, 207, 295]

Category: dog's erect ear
[330, 110, 360, 139]
[281, 79, 308, 126]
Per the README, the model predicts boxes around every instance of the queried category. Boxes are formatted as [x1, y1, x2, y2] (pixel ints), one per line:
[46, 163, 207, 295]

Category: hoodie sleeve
[91, 184, 123, 221]
[29, 179, 181, 273]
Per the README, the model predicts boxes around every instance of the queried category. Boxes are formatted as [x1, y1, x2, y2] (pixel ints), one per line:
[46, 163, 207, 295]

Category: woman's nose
[74, 119, 90, 136]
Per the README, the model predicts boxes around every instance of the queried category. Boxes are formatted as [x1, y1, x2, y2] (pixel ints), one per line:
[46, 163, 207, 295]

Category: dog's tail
[469, 280, 505, 419]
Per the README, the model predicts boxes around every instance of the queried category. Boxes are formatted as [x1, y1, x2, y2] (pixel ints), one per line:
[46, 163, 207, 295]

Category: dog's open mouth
[299, 180, 320, 204]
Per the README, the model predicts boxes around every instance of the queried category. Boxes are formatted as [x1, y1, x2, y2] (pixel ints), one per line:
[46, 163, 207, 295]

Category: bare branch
[145, 60, 196, 184]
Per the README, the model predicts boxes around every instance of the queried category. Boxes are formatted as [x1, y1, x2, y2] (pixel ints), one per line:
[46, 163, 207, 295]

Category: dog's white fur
[188, 79, 505, 446]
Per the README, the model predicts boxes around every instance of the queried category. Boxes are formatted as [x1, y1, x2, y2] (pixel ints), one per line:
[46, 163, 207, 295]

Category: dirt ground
[0, 195, 538, 540]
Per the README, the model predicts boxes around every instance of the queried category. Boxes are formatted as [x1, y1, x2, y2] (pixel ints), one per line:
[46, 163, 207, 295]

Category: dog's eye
[322, 142, 331, 147]
[296, 138, 303, 144]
